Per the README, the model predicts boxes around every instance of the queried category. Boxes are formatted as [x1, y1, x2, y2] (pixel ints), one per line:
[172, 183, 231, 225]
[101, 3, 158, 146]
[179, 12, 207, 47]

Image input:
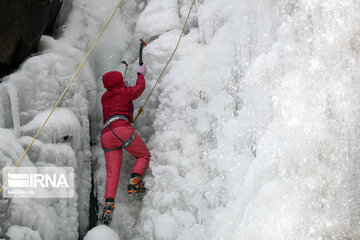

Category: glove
[137, 64, 146, 76]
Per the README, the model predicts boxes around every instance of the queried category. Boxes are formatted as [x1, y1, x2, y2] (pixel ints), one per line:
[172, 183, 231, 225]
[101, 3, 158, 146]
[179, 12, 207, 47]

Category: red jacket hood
[102, 71, 124, 90]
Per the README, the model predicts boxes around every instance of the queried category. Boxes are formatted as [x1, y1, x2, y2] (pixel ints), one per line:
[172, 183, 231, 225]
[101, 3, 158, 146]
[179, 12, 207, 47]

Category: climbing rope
[0, 0, 124, 194]
[133, 0, 196, 123]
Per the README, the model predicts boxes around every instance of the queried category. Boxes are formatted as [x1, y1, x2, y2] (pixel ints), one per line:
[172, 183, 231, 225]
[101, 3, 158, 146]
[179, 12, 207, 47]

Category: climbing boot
[101, 200, 114, 226]
[128, 173, 146, 195]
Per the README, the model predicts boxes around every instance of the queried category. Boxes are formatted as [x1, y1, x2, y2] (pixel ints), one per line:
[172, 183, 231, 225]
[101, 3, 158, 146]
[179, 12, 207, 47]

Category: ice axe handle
[139, 39, 147, 66]
[121, 60, 128, 68]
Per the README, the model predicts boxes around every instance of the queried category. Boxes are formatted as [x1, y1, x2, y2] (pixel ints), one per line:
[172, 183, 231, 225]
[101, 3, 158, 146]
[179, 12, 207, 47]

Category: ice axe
[133, 39, 147, 121]
[121, 60, 128, 80]
[139, 39, 147, 66]
[87, 61, 129, 92]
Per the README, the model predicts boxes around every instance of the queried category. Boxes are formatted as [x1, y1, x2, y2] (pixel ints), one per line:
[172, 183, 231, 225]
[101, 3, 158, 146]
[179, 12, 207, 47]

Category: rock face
[0, 0, 63, 78]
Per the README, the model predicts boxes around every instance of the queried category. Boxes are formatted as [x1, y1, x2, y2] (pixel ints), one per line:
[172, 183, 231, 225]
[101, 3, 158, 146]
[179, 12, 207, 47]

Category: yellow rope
[133, 0, 196, 123]
[0, 0, 124, 194]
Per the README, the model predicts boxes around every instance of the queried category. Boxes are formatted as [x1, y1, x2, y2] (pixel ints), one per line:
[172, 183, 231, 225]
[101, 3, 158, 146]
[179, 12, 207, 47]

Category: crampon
[127, 174, 146, 196]
[101, 202, 114, 226]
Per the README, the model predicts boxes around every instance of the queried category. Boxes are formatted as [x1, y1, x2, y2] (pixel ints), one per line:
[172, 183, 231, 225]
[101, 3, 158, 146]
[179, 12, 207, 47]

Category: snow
[153, 214, 180, 239]
[6, 226, 40, 240]
[84, 225, 120, 240]
[20, 108, 81, 149]
[135, 0, 181, 38]
[1, 0, 360, 239]
[0, 128, 33, 169]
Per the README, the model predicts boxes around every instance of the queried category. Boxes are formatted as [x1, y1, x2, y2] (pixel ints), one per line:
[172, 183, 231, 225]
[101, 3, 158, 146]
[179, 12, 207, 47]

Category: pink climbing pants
[101, 125, 151, 199]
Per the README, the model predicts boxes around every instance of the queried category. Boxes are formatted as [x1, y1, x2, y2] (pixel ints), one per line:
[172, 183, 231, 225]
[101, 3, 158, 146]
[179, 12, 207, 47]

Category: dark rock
[0, 0, 63, 78]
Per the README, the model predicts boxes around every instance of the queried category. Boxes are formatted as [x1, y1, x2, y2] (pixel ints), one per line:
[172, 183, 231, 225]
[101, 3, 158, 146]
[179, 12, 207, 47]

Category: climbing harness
[103, 114, 129, 128]
[101, 125, 136, 152]
[101, 114, 136, 152]
[133, 0, 196, 123]
[0, 0, 125, 194]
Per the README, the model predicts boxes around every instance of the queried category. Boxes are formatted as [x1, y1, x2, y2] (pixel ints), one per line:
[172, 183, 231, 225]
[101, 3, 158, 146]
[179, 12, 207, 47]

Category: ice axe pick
[139, 39, 147, 66]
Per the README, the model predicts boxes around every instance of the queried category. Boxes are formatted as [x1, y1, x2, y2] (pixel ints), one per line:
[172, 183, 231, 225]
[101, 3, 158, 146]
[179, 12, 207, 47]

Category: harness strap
[108, 124, 125, 143]
[121, 130, 136, 148]
[103, 114, 129, 130]
[103, 147, 123, 153]
[101, 123, 136, 152]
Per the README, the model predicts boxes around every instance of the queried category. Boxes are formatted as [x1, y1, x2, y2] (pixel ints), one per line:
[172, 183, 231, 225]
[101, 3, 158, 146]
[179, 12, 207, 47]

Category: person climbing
[100, 64, 151, 226]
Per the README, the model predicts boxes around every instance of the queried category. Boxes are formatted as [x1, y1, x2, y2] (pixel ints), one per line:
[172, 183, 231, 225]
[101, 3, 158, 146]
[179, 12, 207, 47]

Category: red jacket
[101, 71, 145, 133]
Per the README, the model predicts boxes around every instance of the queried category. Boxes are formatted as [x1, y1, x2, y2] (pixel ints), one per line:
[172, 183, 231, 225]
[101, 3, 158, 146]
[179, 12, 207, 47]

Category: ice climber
[100, 64, 150, 225]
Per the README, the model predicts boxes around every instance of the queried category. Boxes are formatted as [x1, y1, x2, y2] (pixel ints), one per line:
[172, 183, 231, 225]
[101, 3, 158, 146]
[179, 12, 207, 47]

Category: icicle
[0, 94, 5, 128]
[5, 81, 20, 137]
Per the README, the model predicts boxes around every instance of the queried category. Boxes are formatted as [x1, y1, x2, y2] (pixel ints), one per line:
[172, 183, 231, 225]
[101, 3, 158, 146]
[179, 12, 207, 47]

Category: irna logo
[8, 172, 69, 188]
[3, 167, 74, 198]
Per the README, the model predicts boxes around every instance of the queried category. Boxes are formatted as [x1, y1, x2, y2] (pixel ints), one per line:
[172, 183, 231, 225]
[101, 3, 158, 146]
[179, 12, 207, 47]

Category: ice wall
[120, 0, 360, 239]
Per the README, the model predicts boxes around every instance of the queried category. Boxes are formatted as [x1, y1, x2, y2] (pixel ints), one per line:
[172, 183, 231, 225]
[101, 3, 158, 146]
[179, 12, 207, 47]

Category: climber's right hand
[137, 64, 146, 76]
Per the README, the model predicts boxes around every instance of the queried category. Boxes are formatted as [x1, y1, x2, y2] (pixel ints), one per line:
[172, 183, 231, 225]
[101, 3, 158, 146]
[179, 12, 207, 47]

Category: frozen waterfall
[1, 0, 360, 239]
